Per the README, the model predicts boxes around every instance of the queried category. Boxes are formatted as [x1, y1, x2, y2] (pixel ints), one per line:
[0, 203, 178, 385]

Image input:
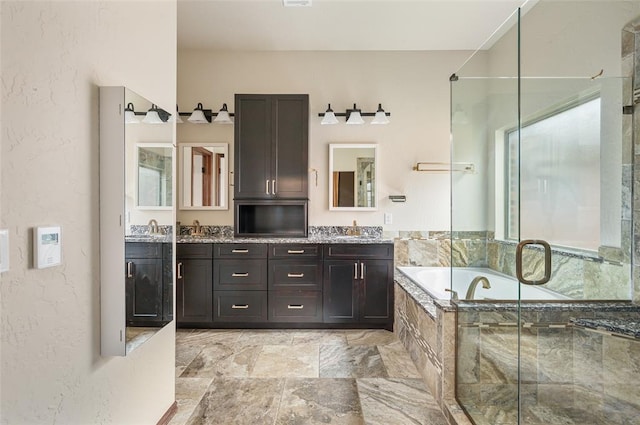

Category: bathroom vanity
[176, 235, 394, 330]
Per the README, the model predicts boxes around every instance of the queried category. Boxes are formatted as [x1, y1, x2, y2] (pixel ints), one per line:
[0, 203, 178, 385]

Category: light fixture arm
[317, 102, 391, 123]
[178, 102, 235, 123]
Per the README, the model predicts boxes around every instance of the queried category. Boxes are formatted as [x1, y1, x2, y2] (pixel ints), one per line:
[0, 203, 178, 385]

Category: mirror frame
[136, 143, 173, 211]
[178, 142, 229, 211]
[100, 86, 175, 357]
[329, 143, 378, 211]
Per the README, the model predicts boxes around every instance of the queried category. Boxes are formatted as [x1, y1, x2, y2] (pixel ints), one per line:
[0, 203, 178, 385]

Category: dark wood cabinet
[125, 242, 172, 326]
[234, 94, 309, 200]
[268, 244, 322, 322]
[175, 242, 393, 329]
[214, 243, 268, 322]
[323, 245, 394, 329]
[176, 243, 213, 323]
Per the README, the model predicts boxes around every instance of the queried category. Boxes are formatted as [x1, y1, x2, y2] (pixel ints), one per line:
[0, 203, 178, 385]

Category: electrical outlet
[384, 212, 393, 225]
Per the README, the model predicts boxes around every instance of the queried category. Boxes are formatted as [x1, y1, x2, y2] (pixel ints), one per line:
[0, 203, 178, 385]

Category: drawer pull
[231, 249, 249, 253]
[232, 304, 249, 309]
[287, 249, 305, 254]
[177, 262, 183, 279]
[232, 272, 249, 277]
[126, 262, 134, 278]
[287, 273, 304, 278]
[287, 304, 304, 310]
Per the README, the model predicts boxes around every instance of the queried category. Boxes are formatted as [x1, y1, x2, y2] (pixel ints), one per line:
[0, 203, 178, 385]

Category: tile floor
[169, 329, 450, 425]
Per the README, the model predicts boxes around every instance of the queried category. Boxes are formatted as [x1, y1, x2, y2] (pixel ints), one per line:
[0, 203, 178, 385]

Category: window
[506, 97, 601, 251]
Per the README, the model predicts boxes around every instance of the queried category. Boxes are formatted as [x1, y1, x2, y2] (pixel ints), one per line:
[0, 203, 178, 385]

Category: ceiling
[177, 0, 532, 51]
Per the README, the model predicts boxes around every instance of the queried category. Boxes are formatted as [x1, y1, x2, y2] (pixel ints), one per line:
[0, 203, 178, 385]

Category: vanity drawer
[177, 243, 213, 259]
[214, 291, 268, 322]
[269, 290, 322, 322]
[215, 243, 268, 259]
[214, 259, 267, 290]
[126, 242, 163, 258]
[269, 244, 320, 259]
[324, 244, 394, 260]
[268, 261, 321, 290]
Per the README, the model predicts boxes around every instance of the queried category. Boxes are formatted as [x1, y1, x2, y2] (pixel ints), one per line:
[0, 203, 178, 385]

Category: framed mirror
[178, 143, 229, 210]
[137, 143, 173, 209]
[100, 86, 174, 357]
[329, 143, 378, 211]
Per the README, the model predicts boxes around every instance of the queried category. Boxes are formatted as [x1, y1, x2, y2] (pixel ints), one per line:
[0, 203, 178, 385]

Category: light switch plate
[0, 229, 8, 273]
[384, 212, 393, 225]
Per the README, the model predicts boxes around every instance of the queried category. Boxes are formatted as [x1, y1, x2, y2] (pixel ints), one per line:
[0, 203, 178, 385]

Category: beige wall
[177, 50, 473, 231]
[1, 2, 177, 424]
[490, 0, 640, 77]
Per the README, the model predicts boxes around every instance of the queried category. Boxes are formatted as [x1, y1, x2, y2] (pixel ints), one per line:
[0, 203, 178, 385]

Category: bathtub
[397, 266, 570, 301]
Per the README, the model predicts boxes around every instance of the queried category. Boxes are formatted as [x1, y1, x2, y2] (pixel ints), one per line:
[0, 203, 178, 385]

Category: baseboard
[157, 401, 178, 425]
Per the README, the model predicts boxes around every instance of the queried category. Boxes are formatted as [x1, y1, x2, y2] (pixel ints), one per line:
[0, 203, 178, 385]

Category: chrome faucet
[147, 219, 160, 235]
[465, 276, 491, 300]
[445, 288, 459, 300]
[192, 219, 203, 236]
[346, 220, 361, 236]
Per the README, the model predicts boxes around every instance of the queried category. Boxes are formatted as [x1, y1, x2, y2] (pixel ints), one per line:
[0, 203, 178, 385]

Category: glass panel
[453, 1, 637, 424]
[451, 8, 522, 424]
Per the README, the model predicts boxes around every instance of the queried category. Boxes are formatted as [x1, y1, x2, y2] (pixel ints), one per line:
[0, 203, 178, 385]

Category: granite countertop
[176, 235, 394, 244]
[125, 234, 173, 243]
[570, 317, 640, 339]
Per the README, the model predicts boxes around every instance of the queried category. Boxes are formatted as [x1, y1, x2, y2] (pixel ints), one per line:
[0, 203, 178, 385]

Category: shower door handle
[516, 239, 551, 285]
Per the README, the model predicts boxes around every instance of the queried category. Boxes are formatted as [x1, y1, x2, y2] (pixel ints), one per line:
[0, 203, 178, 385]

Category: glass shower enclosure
[450, 2, 639, 424]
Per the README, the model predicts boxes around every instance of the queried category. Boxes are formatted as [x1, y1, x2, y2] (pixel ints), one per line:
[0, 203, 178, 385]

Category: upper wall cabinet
[234, 94, 309, 200]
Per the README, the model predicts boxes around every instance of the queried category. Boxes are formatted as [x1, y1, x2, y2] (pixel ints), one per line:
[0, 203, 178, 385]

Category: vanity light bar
[318, 103, 391, 125]
[178, 103, 235, 124]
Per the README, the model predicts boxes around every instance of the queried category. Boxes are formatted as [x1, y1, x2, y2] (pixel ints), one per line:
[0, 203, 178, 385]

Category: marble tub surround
[170, 329, 449, 425]
[455, 303, 640, 425]
[392, 230, 489, 268]
[393, 279, 463, 425]
[392, 229, 633, 301]
[487, 239, 631, 300]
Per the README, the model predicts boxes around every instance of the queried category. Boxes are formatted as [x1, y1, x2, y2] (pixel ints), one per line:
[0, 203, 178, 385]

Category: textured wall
[1, 2, 177, 424]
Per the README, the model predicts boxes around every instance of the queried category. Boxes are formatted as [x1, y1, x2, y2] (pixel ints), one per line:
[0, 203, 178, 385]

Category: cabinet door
[323, 260, 358, 323]
[360, 260, 394, 323]
[272, 95, 308, 199]
[176, 258, 213, 323]
[234, 95, 272, 199]
[125, 258, 163, 324]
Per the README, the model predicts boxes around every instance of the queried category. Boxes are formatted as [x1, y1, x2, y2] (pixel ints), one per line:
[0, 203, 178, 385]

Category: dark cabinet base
[177, 242, 394, 331]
